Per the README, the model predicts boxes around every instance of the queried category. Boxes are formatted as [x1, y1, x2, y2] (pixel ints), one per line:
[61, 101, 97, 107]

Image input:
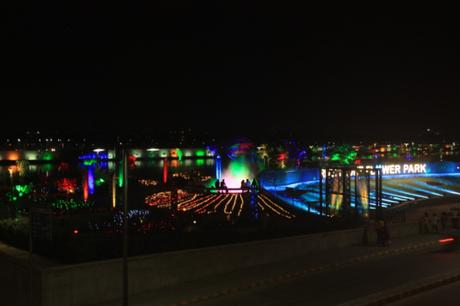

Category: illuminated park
[5, 8, 460, 305]
[3, 136, 460, 306]
[1, 139, 460, 259]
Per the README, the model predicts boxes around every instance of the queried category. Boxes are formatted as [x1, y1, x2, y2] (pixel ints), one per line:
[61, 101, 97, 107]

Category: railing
[204, 187, 260, 194]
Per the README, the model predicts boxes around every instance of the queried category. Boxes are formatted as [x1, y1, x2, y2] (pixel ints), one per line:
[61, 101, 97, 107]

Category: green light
[195, 150, 205, 157]
[95, 178, 105, 186]
[15, 184, 31, 195]
[196, 159, 204, 166]
[118, 161, 124, 188]
[330, 145, 357, 165]
[176, 148, 183, 161]
[229, 159, 250, 178]
[42, 151, 54, 161]
[83, 159, 97, 166]
[8, 184, 32, 202]
[207, 178, 218, 193]
[42, 163, 54, 172]
[50, 199, 94, 210]
[160, 149, 168, 158]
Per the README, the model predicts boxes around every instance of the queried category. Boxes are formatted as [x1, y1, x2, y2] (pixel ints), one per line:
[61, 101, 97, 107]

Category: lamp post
[122, 148, 129, 306]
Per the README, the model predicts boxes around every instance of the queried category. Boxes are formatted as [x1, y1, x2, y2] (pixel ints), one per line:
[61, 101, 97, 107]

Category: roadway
[97, 234, 459, 306]
[392, 281, 460, 305]
[195, 242, 458, 306]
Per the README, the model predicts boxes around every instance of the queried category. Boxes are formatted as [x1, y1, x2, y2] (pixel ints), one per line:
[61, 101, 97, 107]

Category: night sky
[2, 4, 460, 141]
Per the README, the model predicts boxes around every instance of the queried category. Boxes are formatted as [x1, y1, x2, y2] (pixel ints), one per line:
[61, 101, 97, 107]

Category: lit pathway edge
[170, 240, 439, 306]
[338, 259, 460, 306]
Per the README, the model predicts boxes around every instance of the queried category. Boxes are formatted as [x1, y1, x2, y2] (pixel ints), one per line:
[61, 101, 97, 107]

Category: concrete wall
[0, 244, 42, 306]
[34, 222, 418, 306]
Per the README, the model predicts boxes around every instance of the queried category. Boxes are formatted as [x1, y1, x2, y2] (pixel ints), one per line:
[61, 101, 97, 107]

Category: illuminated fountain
[217, 139, 264, 189]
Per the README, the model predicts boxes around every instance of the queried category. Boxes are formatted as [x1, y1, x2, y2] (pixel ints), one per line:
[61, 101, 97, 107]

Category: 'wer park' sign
[352, 163, 429, 177]
[379, 163, 427, 175]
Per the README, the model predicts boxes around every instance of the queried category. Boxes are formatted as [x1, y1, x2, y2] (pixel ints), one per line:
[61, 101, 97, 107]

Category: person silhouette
[245, 179, 251, 191]
[221, 179, 228, 194]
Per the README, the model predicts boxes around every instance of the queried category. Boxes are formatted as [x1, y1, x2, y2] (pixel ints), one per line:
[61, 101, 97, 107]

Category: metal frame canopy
[319, 166, 382, 218]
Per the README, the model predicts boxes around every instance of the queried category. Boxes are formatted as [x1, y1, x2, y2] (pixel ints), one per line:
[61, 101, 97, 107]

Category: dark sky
[2, 4, 460, 141]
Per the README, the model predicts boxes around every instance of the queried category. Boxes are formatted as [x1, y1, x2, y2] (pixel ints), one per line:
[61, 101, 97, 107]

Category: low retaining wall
[0, 244, 42, 306]
[2, 222, 418, 306]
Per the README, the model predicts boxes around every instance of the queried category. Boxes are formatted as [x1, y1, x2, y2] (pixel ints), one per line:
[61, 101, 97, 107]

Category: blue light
[382, 192, 413, 201]
[393, 183, 443, 197]
[88, 167, 95, 195]
[383, 186, 429, 199]
[79, 152, 109, 160]
[216, 155, 222, 180]
[411, 181, 460, 196]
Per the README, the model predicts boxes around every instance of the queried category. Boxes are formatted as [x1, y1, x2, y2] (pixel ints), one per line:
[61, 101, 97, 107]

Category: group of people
[420, 210, 460, 233]
[240, 179, 258, 192]
[214, 179, 228, 193]
[212, 178, 259, 193]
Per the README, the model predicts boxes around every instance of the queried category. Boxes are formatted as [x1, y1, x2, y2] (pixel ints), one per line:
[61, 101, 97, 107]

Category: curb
[171, 239, 439, 306]
[339, 267, 460, 305]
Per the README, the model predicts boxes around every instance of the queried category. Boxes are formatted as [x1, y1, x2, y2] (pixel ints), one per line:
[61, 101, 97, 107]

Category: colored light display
[221, 157, 252, 188]
[138, 179, 158, 186]
[118, 161, 124, 188]
[356, 175, 369, 216]
[10, 184, 33, 201]
[195, 149, 205, 157]
[330, 145, 357, 165]
[82, 159, 97, 166]
[57, 178, 77, 193]
[144, 189, 190, 208]
[277, 152, 288, 169]
[79, 152, 109, 161]
[83, 174, 88, 202]
[42, 151, 54, 161]
[176, 148, 183, 161]
[227, 139, 254, 160]
[87, 167, 95, 195]
[215, 155, 222, 180]
[95, 178, 105, 186]
[170, 160, 179, 168]
[42, 163, 54, 172]
[50, 199, 94, 210]
[174, 192, 294, 219]
[25, 151, 38, 160]
[128, 155, 137, 163]
[329, 175, 343, 212]
[163, 158, 168, 184]
[112, 173, 116, 208]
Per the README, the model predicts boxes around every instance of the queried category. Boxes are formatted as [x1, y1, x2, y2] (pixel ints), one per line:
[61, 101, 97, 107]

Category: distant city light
[93, 148, 105, 153]
[147, 148, 160, 151]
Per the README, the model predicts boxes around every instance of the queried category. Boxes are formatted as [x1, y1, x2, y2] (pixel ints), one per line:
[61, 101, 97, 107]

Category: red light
[439, 237, 455, 245]
[128, 155, 137, 162]
[73, 229, 79, 235]
[163, 158, 168, 184]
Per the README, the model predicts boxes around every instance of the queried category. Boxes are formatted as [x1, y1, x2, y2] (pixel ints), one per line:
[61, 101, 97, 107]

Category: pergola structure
[318, 166, 382, 218]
